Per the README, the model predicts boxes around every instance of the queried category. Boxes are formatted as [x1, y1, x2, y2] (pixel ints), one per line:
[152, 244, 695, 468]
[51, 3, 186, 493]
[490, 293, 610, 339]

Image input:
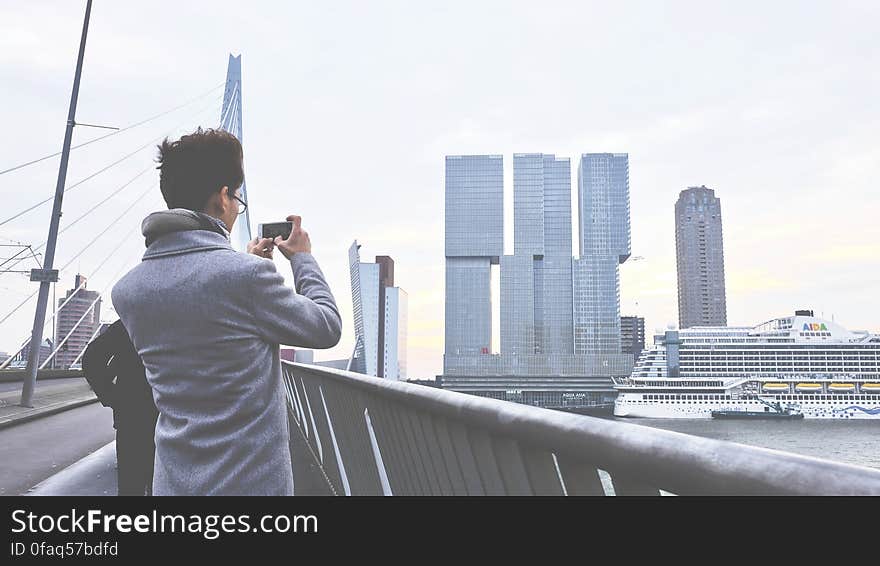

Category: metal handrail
[283, 361, 880, 496]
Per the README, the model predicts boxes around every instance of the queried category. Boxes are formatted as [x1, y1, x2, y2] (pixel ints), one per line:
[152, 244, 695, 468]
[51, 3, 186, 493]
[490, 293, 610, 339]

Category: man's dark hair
[156, 127, 244, 211]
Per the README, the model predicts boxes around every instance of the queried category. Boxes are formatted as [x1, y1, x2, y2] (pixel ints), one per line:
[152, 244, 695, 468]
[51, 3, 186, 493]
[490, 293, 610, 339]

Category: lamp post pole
[20, 0, 93, 406]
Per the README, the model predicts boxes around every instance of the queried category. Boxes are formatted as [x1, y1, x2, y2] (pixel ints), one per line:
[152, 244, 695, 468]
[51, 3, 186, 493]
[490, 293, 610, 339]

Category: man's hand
[247, 237, 275, 259]
[274, 214, 312, 259]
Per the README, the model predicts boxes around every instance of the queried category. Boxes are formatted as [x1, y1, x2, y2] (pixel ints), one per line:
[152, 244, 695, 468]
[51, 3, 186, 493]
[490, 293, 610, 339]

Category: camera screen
[260, 222, 292, 240]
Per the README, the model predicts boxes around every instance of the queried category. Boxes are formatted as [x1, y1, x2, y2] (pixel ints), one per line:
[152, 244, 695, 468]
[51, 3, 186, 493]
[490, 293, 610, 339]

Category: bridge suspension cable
[39, 242, 146, 370]
[0, 96, 217, 352]
[0, 290, 40, 328]
[57, 182, 156, 273]
[0, 165, 153, 273]
[0, 96, 221, 229]
[0, 82, 224, 178]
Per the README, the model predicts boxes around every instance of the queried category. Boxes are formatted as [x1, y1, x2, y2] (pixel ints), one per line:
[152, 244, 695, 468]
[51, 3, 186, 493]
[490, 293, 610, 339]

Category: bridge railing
[282, 362, 880, 496]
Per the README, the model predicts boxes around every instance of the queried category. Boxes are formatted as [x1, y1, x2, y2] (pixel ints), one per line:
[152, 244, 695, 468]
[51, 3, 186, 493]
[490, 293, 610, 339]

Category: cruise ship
[614, 310, 880, 419]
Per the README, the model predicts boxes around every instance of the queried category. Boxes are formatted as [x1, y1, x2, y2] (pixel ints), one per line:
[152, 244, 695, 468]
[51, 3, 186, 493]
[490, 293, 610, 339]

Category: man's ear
[212, 186, 229, 214]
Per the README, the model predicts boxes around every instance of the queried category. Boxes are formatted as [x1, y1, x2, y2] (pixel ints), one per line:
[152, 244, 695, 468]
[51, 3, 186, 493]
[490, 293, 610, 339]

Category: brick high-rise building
[675, 186, 727, 328]
[55, 274, 101, 369]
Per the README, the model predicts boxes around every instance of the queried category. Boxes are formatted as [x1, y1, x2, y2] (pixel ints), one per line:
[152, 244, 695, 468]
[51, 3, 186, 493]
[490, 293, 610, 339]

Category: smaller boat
[712, 410, 804, 420]
[828, 383, 856, 392]
[861, 383, 880, 393]
[762, 382, 789, 391]
[795, 383, 823, 392]
[712, 397, 804, 420]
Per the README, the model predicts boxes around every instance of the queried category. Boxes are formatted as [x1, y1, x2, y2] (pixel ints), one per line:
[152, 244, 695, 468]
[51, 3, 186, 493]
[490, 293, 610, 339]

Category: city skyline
[1, 1, 877, 382]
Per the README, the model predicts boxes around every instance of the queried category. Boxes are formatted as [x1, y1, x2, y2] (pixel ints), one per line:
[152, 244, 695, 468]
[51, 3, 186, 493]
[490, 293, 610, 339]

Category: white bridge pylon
[220, 54, 252, 251]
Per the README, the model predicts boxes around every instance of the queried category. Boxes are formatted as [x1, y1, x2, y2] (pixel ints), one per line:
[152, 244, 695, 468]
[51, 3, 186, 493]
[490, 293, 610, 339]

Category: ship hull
[614, 398, 880, 419]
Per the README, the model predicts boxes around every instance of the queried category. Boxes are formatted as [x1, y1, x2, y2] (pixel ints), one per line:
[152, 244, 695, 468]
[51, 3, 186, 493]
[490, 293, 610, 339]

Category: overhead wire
[0, 80, 229, 360]
[0, 182, 157, 328]
[0, 164, 154, 273]
[0, 219, 148, 369]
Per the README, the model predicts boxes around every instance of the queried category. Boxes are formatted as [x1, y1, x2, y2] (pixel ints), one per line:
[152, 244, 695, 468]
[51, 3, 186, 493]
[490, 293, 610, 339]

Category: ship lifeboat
[762, 383, 790, 392]
[795, 383, 823, 393]
[861, 383, 880, 393]
[828, 383, 856, 392]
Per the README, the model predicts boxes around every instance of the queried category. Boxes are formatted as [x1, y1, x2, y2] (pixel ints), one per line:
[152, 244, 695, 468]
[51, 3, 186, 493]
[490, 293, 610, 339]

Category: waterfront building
[675, 186, 727, 328]
[501, 154, 573, 356]
[383, 286, 408, 380]
[55, 274, 101, 369]
[441, 153, 632, 409]
[444, 155, 503, 360]
[574, 153, 630, 356]
[348, 241, 408, 379]
[621, 316, 646, 358]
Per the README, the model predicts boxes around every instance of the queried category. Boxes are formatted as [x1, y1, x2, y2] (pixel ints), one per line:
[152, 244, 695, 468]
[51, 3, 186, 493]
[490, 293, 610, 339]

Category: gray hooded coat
[111, 210, 342, 495]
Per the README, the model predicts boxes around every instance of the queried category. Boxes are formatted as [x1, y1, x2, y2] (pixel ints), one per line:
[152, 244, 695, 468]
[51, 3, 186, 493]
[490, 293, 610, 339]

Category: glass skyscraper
[383, 287, 408, 380]
[574, 153, 631, 355]
[501, 154, 573, 356]
[444, 156, 503, 361]
[442, 152, 633, 409]
[349, 241, 380, 375]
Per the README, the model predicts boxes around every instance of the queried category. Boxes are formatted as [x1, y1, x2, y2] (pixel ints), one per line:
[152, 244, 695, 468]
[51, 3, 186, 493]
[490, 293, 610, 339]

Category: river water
[609, 417, 880, 471]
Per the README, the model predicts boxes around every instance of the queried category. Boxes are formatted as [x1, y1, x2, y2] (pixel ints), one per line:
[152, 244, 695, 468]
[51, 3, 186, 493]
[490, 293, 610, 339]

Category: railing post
[364, 408, 392, 496]
[319, 385, 350, 496]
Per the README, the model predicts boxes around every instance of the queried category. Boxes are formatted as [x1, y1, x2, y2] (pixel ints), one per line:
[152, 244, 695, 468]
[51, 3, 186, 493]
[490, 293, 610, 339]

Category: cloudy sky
[1, 1, 877, 379]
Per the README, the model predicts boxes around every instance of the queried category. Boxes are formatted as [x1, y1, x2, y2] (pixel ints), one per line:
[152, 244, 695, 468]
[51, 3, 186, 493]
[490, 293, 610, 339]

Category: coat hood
[141, 209, 233, 259]
[142, 209, 230, 246]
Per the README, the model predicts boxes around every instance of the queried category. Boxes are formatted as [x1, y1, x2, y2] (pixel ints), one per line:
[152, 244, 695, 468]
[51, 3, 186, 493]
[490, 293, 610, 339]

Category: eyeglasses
[233, 194, 248, 215]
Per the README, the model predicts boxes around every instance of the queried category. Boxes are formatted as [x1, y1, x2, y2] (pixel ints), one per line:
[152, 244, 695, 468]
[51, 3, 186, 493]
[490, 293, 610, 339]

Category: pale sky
[1, 1, 878, 379]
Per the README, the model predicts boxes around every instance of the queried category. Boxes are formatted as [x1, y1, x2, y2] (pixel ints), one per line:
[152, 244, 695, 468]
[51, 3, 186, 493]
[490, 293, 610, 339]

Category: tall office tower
[349, 241, 380, 375]
[376, 255, 395, 378]
[382, 287, 408, 380]
[574, 153, 630, 355]
[55, 274, 101, 369]
[444, 155, 503, 363]
[348, 242, 408, 378]
[501, 154, 573, 355]
[620, 316, 646, 358]
[675, 186, 727, 328]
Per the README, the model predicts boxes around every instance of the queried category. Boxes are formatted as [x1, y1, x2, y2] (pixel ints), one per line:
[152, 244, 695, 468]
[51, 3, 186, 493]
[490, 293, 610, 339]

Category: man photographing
[112, 127, 342, 495]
